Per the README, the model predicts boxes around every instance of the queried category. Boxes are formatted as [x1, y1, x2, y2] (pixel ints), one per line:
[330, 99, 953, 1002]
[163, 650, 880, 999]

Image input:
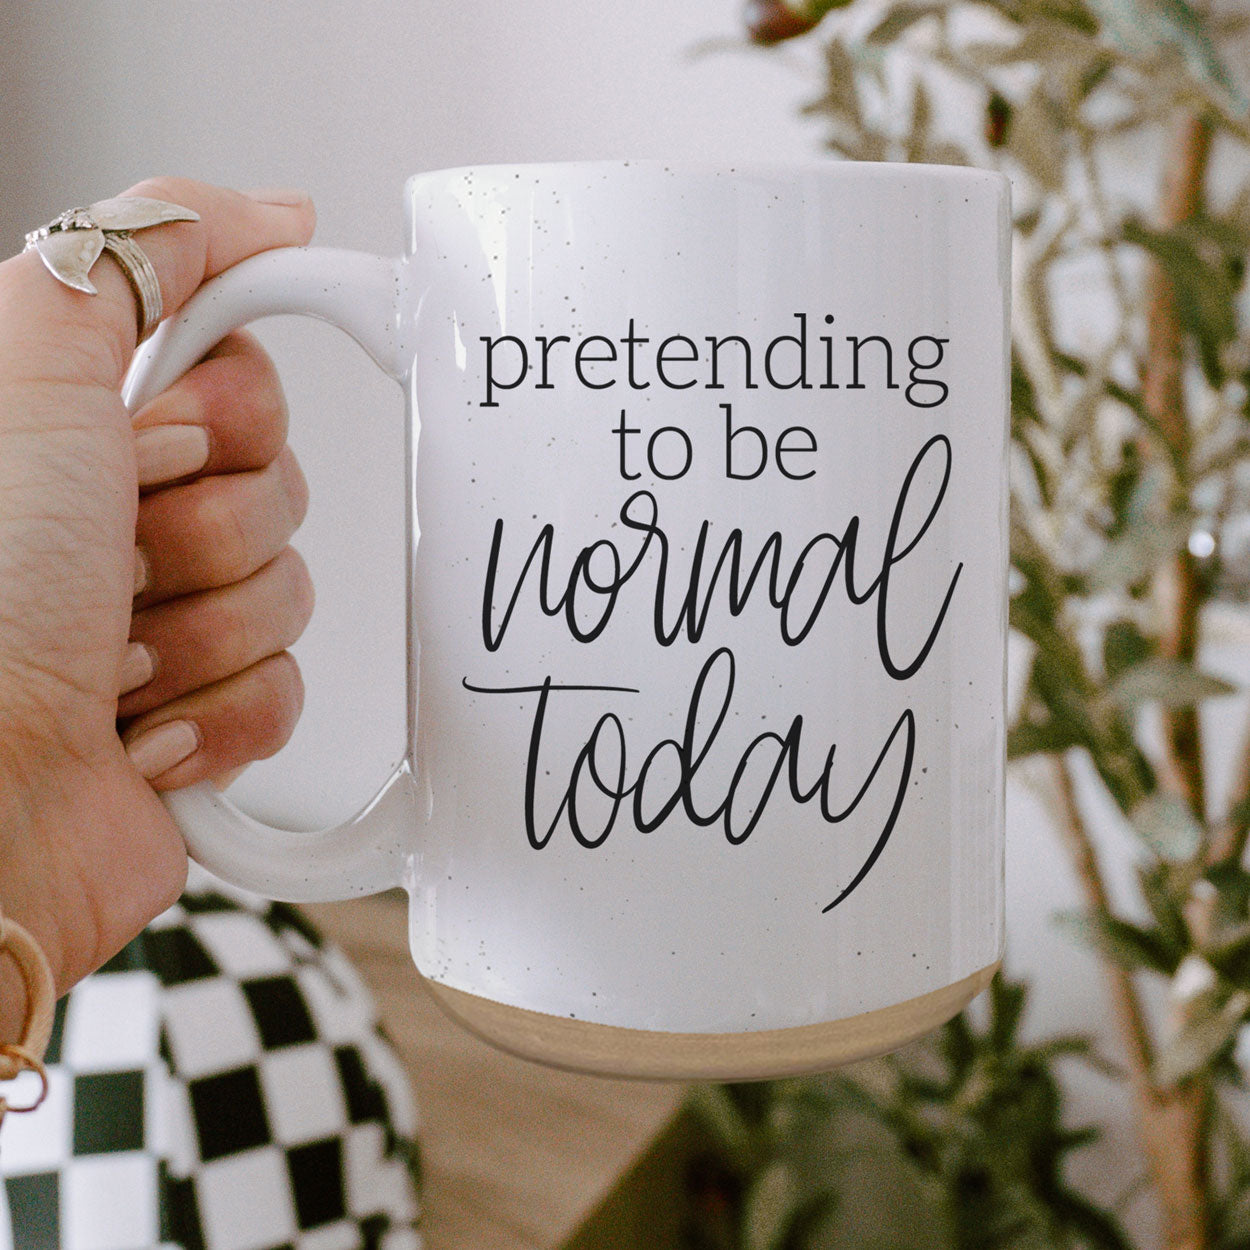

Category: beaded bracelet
[0, 907, 54, 1125]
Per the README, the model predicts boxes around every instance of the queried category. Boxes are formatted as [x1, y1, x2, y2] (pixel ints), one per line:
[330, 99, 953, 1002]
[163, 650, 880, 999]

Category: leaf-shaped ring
[24, 197, 200, 342]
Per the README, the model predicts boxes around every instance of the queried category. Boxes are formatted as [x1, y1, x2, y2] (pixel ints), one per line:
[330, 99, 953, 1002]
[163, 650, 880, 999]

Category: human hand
[0, 178, 316, 1021]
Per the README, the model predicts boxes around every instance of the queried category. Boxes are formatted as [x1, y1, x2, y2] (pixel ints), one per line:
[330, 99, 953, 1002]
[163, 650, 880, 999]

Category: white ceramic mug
[125, 161, 1010, 1080]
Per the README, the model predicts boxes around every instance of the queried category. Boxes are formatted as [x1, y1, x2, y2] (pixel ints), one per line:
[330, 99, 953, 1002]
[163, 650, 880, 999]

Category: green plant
[687, 974, 1123, 1250]
[685, 2, 1250, 1246]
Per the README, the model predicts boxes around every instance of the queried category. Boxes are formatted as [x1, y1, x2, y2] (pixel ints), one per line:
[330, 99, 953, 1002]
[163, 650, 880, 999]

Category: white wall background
[1, 2, 1210, 1242]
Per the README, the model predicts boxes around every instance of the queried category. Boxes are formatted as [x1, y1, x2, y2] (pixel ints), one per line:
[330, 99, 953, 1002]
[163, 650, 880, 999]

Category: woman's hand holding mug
[0, 180, 315, 1037]
[0, 165, 1008, 1079]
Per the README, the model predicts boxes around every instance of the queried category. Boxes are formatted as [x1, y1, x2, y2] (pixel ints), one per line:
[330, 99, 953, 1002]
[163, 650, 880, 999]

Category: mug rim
[405, 158, 1010, 194]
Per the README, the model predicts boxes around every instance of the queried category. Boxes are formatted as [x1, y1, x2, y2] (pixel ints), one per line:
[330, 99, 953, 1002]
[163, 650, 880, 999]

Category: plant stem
[1053, 756, 1209, 1248]
[1140, 107, 1216, 1250]
[1053, 756, 1154, 1074]
[1142, 111, 1214, 823]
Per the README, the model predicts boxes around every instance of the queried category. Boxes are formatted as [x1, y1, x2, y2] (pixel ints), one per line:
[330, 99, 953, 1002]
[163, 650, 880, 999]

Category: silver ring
[24, 197, 200, 342]
[99, 233, 163, 343]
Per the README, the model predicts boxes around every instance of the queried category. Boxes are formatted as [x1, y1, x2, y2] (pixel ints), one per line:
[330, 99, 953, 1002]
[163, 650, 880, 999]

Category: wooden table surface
[302, 894, 686, 1250]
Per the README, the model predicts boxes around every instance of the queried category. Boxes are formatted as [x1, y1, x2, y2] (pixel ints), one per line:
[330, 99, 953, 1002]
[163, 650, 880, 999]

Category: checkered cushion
[0, 868, 422, 1250]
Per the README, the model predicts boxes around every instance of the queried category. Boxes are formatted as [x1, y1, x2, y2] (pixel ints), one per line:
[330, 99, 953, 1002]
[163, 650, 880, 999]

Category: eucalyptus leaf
[1047, 1186, 1134, 1250]
[1086, 515, 1190, 592]
[1032, 1036, 1121, 1080]
[863, 2, 943, 44]
[1183, 211, 1250, 257]
[905, 76, 932, 163]
[685, 1083, 755, 1171]
[823, 1071, 894, 1122]
[849, 129, 891, 163]
[1054, 908, 1182, 971]
[1015, 205, 1044, 235]
[1154, 991, 1250, 1086]
[941, 1010, 977, 1081]
[1130, 792, 1205, 861]
[1206, 924, 1250, 988]
[777, 1192, 837, 1247]
[1007, 717, 1084, 759]
[1138, 862, 1191, 952]
[767, 1080, 837, 1141]
[1020, 0, 1099, 33]
[965, 22, 1104, 70]
[743, 1161, 800, 1250]
[1084, 0, 1246, 113]
[926, 141, 971, 167]
[1109, 658, 1235, 710]
[1056, 1125, 1102, 1152]
[1102, 620, 1153, 682]
[1104, 445, 1142, 540]
[1006, 85, 1067, 191]
[1122, 459, 1173, 531]
[1123, 218, 1239, 388]
[1206, 861, 1250, 917]
[802, 39, 863, 128]
[990, 975, 1028, 1051]
[803, 0, 859, 19]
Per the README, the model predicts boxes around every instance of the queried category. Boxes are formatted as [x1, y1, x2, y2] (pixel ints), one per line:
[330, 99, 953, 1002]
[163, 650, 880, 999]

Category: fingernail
[134, 424, 210, 487]
[133, 548, 148, 596]
[119, 642, 155, 694]
[243, 186, 310, 208]
[126, 719, 200, 780]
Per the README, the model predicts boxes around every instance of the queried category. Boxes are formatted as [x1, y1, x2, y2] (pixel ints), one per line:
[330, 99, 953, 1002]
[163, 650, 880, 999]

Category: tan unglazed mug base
[420, 960, 1001, 1081]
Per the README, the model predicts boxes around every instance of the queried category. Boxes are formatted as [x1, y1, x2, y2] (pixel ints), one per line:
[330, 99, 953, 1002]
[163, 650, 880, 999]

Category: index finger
[0, 178, 315, 389]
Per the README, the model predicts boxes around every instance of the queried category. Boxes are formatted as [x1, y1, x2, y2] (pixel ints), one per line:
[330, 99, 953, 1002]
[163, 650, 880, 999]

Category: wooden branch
[1053, 756, 1208, 1248]
[1138, 107, 1216, 1250]
[1142, 112, 1215, 822]
[1141, 1086, 1210, 1250]
[1053, 756, 1154, 1075]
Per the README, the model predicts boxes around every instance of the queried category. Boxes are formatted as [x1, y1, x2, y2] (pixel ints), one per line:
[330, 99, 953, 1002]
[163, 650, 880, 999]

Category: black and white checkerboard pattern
[0, 868, 422, 1250]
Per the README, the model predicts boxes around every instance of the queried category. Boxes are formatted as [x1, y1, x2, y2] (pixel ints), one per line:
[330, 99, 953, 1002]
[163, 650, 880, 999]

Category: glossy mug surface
[125, 161, 1010, 1079]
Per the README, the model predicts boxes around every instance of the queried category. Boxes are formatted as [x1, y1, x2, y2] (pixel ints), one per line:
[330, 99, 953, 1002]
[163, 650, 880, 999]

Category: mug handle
[123, 246, 419, 902]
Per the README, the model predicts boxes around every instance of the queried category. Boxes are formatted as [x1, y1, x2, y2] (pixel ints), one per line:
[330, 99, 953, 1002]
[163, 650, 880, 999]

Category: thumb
[0, 178, 315, 389]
